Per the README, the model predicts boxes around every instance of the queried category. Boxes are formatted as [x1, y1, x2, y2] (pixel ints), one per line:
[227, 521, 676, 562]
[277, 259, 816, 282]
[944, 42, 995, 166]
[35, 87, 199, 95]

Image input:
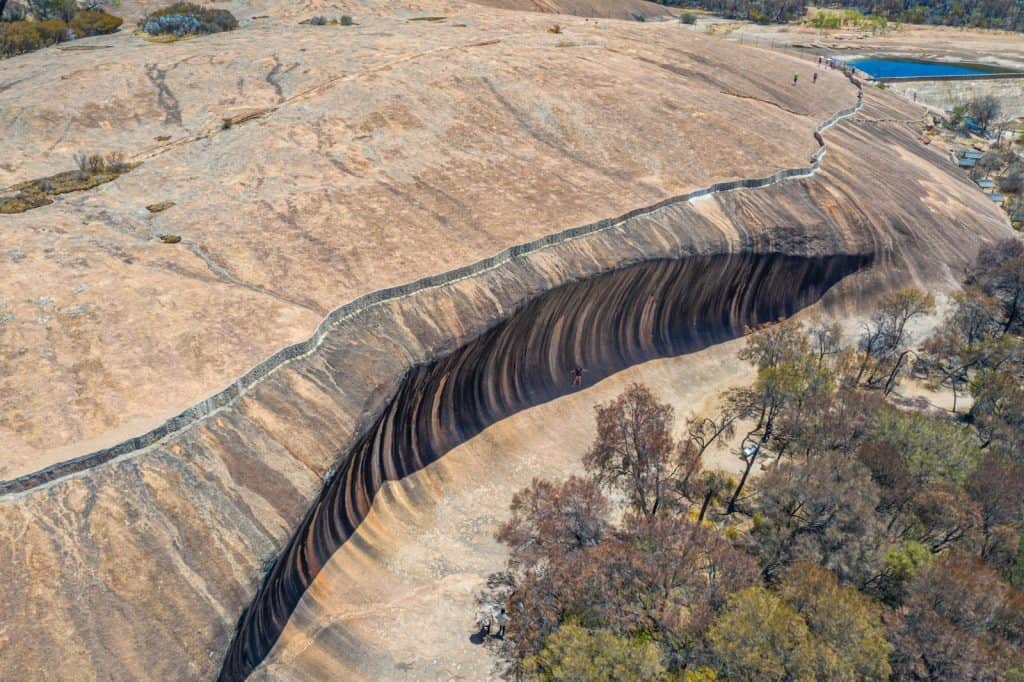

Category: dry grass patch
[146, 201, 175, 213]
[0, 152, 136, 214]
[220, 107, 273, 130]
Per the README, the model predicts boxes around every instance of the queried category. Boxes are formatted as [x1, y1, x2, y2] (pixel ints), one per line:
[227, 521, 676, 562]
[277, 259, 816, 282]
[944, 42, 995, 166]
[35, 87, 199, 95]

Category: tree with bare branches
[584, 383, 681, 518]
[967, 94, 1002, 133]
[856, 288, 935, 392]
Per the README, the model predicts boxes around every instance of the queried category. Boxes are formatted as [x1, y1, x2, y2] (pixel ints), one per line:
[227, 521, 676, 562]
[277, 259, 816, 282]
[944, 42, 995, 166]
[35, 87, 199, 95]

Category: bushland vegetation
[966, 94, 1002, 133]
[806, 7, 890, 30]
[139, 2, 236, 38]
[1, 0, 121, 58]
[306, 14, 353, 26]
[953, 98, 1024, 227]
[484, 238, 1024, 679]
[654, 0, 1024, 30]
[0, 151, 134, 213]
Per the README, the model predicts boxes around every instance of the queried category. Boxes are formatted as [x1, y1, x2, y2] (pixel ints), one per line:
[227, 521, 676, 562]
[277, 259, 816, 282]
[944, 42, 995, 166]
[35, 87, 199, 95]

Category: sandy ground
[254, 333, 755, 680]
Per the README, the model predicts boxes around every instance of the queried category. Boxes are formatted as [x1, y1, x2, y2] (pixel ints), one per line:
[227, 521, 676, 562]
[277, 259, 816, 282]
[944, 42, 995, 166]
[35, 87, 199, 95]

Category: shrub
[69, 10, 121, 36]
[0, 20, 43, 56]
[143, 13, 198, 35]
[949, 105, 966, 129]
[28, 0, 76, 21]
[146, 201, 175, 213]
[680, 11, 697, 23]
[0, 17, 77, 57]
[73, 151, 128, 175]
[306, 15, 352, 26]
[1, 152, 134, 214]
[524, 623, 666, 680]
[2, 1, 28, 21]
[0, 190, 51, 213]
[999, 162, 1023, 195]
[34, 17, 67, 42]
[140, 2, 237, 36]
[870, 408, 980, 485]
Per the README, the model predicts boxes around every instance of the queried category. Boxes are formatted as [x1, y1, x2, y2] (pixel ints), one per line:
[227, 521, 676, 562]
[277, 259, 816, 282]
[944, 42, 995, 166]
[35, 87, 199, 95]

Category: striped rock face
[0, 0, 1012, 680]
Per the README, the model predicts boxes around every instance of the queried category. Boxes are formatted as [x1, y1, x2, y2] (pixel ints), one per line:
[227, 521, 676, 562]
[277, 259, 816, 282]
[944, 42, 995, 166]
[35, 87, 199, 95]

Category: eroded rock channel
[220, 250, 871, 679]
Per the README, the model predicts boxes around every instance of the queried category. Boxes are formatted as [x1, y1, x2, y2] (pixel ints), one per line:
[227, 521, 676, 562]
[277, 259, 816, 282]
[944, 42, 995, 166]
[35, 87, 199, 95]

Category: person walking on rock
[813, 72, 818, 84]
[495, 608, 509, 638]
[793, 72, 799, 85]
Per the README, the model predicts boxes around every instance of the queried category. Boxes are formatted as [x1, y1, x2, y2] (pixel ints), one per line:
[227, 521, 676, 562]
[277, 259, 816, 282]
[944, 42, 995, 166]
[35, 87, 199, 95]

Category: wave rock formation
[0, 18, 1011, 682]
[220, 251, 871, 678]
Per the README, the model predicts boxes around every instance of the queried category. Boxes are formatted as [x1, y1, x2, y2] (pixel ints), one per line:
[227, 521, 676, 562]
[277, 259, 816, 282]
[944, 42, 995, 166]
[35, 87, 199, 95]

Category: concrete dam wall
[887, 76, 1024, 118]
[218, 251, 872, 680]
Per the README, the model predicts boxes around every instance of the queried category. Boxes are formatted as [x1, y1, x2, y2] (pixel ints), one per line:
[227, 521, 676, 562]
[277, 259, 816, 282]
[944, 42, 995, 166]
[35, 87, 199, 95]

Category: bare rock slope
[4, 0, 851, 478]
[0, 0, 1012, 680]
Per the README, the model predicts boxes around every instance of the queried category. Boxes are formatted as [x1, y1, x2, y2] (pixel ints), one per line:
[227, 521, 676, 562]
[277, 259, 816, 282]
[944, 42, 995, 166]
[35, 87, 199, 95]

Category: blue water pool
[847, 58, 1012, 79]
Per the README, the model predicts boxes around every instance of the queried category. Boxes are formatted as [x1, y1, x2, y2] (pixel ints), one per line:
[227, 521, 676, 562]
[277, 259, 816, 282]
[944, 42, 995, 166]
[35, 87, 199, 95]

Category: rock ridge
[0, 79, 863, 499]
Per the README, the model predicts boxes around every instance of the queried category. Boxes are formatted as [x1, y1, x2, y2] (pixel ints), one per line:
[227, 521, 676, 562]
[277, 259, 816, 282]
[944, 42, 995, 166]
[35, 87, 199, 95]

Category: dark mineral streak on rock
[219, 251, 871, 680]
[0, 83, 1009, 682]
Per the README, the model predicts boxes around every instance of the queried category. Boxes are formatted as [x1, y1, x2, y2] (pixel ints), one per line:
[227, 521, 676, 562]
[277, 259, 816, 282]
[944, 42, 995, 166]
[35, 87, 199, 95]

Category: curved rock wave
[220, 250, 872, 680]
[0, 83, 1011, 682]
[0, 81, 862, 498]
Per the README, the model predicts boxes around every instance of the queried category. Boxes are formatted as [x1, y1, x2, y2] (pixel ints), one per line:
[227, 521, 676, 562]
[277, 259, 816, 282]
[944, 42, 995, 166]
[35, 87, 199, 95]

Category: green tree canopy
[870, 408, 981, 484]
[526, 622, 666, 681]
[706, 586, 816, 681]
[777, 563, 892, 681]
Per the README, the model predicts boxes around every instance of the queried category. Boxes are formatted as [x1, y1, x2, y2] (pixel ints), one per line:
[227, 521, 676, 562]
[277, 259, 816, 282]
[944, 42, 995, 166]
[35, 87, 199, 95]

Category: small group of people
[794, 55, 845, 84]
[476, 607, 510, 639]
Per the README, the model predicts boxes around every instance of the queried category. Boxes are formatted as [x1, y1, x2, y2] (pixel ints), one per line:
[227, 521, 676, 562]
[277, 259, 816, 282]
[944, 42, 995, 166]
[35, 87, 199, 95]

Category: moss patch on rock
[0, 154, 136, 214]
